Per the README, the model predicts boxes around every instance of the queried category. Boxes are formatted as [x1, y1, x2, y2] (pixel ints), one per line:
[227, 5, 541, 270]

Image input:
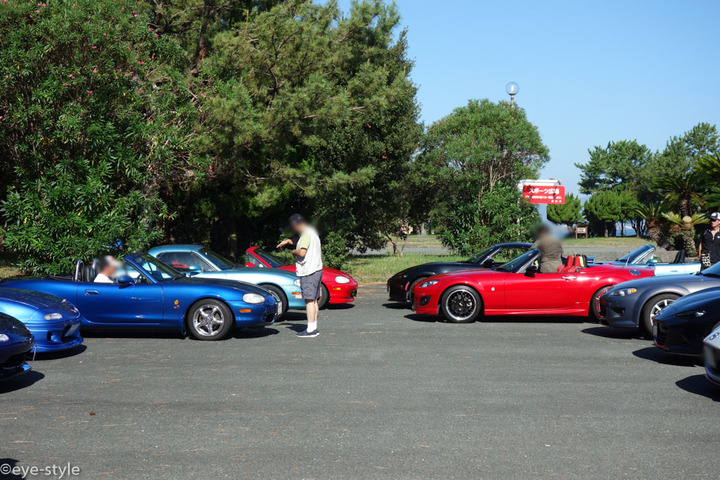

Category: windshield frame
[616, 244, 654, 264]
[129, 253, 183, 282]
[465, 246, 495, 264]
[199, 248, 235, 270]
[253, 248, 288, 268]
[495, 249, 540, 273]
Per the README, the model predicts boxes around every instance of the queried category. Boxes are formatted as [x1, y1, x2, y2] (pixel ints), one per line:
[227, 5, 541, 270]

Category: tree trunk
[604, 223, 609, 238]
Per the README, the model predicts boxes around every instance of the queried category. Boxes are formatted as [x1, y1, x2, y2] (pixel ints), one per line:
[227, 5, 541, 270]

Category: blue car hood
[0, 287, 72, 310]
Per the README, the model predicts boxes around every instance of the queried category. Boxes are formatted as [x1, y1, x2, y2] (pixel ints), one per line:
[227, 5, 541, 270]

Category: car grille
[655, 322, 669, 346]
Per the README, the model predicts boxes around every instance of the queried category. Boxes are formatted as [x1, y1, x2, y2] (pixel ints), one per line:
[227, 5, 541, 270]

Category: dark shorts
[300, 270, 323, 300]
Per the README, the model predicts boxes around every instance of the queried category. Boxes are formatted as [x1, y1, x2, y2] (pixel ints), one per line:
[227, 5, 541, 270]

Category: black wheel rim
[446, 290, 476, 320]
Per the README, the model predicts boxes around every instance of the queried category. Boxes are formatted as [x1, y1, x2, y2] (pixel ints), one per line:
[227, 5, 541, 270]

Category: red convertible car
[411, 249, 654, 323]
[245, 247, 358, 308]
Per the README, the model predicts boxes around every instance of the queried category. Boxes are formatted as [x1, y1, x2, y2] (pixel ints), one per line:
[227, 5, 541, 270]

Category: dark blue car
[0, 288, 83, 353]
[0, 253, 277, 341]
[0, 313, 34, 381]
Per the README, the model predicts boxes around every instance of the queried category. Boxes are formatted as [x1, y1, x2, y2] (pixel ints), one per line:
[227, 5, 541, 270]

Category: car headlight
[419, 280, 439, 288]
[610, 288, 637, 297]
[0, 334, 8, 342]
[293, 279, 301, 287]
[243, 293, 265, 304]
[335, 275, 350, 284]
[43, 313, 63, 320]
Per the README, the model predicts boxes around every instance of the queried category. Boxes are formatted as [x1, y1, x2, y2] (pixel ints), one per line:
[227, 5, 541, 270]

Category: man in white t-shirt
[94, 256, 118, 283]
[276, 214, 323, 338]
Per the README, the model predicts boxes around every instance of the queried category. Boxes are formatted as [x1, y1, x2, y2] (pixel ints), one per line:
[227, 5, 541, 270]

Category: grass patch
[0, 251, 21, 279]
[346, 253, 464, 284]
[561, 237, 655, 248]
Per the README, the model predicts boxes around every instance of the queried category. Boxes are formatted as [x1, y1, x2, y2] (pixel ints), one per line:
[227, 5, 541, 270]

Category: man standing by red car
[276, 214, 323, 338]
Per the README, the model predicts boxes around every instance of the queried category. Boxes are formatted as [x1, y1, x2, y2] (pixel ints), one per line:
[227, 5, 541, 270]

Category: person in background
[94, 256, 118, 283]
[531, 224, 563, 273]
[276, 214, 323, 338]
[699, 212, 720, 270]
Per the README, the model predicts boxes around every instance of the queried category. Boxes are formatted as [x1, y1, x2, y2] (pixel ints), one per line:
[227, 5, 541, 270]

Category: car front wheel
[440, 285, 482, 323]
[187, 300, 234, 340]
[641, 293, 679, 337]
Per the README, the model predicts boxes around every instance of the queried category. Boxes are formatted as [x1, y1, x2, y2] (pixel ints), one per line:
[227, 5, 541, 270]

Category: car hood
[424, 268, 498, 282]
[659, 287, 720, 320]
[0, 287, 71, 310]
[398, 261, 478, 276]
[223, 267, 298, 279]
[609, 272, 713, 291]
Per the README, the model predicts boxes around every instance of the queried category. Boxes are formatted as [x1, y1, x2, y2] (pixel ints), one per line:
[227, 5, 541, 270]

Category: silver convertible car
[598, 244, 700, 276]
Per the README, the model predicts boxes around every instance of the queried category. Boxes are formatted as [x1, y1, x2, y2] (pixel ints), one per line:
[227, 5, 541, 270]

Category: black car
[653, 287, 720, 356]
[0, 312, 34, 381]
[387, 242, 531, 302]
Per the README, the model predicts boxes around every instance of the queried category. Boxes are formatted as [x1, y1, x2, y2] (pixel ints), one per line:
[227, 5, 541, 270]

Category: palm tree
[655, 172, 708, 218]
[662, 212, 708, 257]
[636, 203, 669, 248]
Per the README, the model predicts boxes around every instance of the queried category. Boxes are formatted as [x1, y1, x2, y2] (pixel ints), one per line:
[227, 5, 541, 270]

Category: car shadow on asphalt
[403, 314, 586, 324]
[382, 302, 410, 310]
[676, 374, 720, 402]
[231, 327, 280, 339]
[632, 346, 701, 367]
[34, 345, 87, 361]
[581, 326, 645, 340]
[0, 371, 45, 395]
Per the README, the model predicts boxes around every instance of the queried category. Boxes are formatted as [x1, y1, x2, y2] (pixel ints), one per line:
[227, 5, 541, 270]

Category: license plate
[652, 324, 658, 338]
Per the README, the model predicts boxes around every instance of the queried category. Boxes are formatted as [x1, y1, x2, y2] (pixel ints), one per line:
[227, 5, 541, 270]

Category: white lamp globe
[505, 82, 519, 96]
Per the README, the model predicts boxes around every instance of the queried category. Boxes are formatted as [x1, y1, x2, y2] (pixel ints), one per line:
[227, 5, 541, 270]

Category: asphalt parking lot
[2, 284, 719, 480]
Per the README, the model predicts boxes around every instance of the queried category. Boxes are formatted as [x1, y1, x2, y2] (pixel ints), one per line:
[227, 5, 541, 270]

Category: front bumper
[653, 319, 707, 356]
[387, 278, 408, 301]
[26, 316, 84, 353]
[411, 291, 438, 315]
[599, 295, 640, 328]
[704, 345, 720, 385]
[230, 301, 277, 327]
[0, 338, 34, 381]
[327, 282, 358, 304]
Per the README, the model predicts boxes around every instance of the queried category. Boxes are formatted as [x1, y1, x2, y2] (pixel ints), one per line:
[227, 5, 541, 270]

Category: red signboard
[522, 185, 566, 204]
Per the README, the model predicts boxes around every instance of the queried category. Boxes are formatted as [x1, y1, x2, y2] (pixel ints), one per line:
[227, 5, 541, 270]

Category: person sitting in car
[531, 224, 563, 273]
[94, 256, 118, 283]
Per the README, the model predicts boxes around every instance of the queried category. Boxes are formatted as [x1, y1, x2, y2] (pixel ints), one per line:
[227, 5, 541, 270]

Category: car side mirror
[483, 259, 494, 268]
[525, 266, 539, 277]
[117, 275, 135, 286]
[647, 258, 658, 265]
[187, 265, 202, 275]
[245, 262, 255, 268]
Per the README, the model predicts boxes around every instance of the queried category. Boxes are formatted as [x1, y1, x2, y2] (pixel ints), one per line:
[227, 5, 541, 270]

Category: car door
[76, 264, 164, 326]
[503, 268, 579, 311]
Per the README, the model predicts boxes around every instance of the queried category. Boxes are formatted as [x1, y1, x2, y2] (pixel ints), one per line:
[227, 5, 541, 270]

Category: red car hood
[424, 268, 496, 281]
[279, 265, 355, 280]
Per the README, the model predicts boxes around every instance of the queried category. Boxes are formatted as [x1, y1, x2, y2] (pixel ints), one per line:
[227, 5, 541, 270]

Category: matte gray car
[599, 262, 720, 334]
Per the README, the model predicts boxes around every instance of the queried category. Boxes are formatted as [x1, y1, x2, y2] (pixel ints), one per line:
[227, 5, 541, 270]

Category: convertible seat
[671, 249, 686, 264]
[573, 255, 587, 270]
[558, 255, 575, 273]
[82, 265, 97, 282]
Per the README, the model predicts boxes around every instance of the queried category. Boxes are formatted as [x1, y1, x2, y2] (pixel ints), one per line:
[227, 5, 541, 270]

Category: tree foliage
[0, 0, 199, 273]
[547, 193, 583, 229]
[414, 99, 549, 254]
[576, 140, 653, 196]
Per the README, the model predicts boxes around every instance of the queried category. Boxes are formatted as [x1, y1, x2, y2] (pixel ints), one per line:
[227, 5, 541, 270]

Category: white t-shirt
[295, 226, 323, 277]
[94, 273, 113, 283]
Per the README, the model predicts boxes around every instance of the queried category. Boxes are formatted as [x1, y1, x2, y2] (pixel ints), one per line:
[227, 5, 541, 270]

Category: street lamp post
[506, 81, 519, 105]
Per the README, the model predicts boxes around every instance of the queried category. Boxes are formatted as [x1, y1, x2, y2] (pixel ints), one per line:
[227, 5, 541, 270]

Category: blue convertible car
[0, 288, 83, 352]
[149, 245, 304, 319]
[0, 253, 277, 341]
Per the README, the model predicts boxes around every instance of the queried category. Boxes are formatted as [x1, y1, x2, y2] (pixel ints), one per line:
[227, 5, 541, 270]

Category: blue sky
[338, 0, 720, 195]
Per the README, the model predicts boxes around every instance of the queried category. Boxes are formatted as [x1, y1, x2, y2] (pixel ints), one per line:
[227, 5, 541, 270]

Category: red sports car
[245, 247, 358, 308]
[411, 249, 654, 323]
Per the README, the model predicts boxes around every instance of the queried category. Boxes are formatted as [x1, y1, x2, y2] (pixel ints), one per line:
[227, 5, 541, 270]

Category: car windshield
[495, 249, 539, 273]
[254, 248, 287, 268]
[464, 246, 494, 263]
[200, 248, 235, 270]
[133, 254, 183, 281]
[616, 245, 654, 264]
